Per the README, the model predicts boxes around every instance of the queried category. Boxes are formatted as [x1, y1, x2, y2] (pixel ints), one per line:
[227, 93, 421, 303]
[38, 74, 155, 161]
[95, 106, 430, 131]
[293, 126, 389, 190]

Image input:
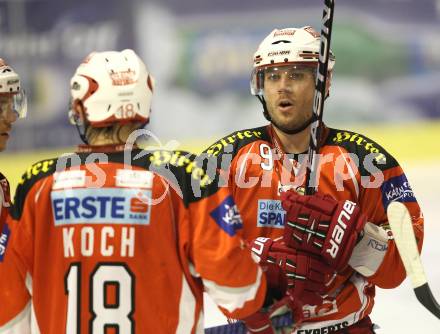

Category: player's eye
[266, 72, 281, 81]
[287, 71, 305, 80]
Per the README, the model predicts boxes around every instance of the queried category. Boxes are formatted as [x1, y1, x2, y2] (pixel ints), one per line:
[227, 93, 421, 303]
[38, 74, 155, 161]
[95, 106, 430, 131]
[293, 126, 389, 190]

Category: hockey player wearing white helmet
[250, 26, 334, 147]
[0, 58, 27, 152]
[0, 58, 27, 242]
[203, 27, 423, 333]
[69, 49, 154, 146]
[0, 59, 28, 334]
[0, 49, 271, 333]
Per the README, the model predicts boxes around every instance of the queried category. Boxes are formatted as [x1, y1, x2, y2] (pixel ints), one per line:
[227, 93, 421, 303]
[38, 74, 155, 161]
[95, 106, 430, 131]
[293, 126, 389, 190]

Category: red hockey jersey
[0, 148, 266, 333]
[202, 124, 424, 332]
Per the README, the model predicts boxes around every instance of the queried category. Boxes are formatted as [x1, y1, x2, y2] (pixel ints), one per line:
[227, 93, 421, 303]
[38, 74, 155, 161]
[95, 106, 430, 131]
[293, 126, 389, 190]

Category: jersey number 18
[65, 262, 135, 333]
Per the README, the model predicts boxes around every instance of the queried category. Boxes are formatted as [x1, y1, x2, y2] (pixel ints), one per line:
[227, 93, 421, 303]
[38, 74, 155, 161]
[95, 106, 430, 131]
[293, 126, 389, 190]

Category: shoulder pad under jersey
[325, 128, 398, 174]
[202, 126, 270, 158]
[129, 149, 217, 206]
[12, 157, 58, 219]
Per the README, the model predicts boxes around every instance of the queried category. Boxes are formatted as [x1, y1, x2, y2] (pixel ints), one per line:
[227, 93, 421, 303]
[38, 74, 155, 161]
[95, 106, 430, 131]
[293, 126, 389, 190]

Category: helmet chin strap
[73, 111, 90, 145]
[74, 120, 89, 145]
[256, 95, 317, 135]
[257, 95, 272, 123]
[71, 99, 89, 145]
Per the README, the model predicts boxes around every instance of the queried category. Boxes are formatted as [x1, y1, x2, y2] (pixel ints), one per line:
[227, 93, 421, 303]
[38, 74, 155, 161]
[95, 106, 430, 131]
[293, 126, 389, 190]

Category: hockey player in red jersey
[0, 50, 272, 333]
[0, 58, 27, 255]
[202, 27, 424, 333]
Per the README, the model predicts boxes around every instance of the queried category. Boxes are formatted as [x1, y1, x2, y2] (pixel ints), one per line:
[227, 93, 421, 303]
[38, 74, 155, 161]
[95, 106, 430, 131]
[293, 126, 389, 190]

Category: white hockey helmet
[0, 58, 27, 119]
[69, 49, 154, 127]
[250, 26, 335, 96]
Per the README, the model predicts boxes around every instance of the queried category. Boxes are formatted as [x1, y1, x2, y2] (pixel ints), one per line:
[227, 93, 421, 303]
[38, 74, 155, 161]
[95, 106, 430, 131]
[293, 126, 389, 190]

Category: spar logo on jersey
[210, 195, 243, 236]
[0, 223, 11, 261]
[381, 174, 416, 208]
[51, 188, 152, 226]
[257, 200, 285, 228]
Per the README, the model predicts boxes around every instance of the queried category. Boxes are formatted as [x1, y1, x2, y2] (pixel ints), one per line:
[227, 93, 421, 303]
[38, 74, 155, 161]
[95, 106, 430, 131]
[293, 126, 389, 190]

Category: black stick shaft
[305, 0, 335, 195]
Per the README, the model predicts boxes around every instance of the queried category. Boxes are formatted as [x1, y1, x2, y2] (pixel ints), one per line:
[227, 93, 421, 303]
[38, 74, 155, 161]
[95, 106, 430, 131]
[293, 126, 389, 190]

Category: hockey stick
[387, 201, 440, 319]
[305, 0, 335, 195]
[204, 312, 292, 334]
[206, 3, 336, 334]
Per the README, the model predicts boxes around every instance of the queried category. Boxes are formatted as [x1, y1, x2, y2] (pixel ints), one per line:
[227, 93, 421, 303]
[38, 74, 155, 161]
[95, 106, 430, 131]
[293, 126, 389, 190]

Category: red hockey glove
[281, 191, 367, 271]
[250, 237, 333, 306]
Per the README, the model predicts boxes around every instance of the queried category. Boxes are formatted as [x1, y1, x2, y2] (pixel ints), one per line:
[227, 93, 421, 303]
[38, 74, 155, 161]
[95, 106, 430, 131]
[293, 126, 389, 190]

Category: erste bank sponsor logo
[257, 199, 285, 228]
[51, 188, 152, 226]
[210, 195, 243, 236]
[0, 223, 11, 261]
[381, 174, 416, 208]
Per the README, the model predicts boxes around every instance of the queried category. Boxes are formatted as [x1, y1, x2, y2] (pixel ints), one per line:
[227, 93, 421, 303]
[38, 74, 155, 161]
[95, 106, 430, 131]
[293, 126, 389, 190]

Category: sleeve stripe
[202, 267, 263, 313]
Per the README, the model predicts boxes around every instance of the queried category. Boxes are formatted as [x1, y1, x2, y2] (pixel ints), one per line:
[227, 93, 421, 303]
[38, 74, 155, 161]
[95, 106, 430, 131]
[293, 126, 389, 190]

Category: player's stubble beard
[268, 105, 314, 136]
